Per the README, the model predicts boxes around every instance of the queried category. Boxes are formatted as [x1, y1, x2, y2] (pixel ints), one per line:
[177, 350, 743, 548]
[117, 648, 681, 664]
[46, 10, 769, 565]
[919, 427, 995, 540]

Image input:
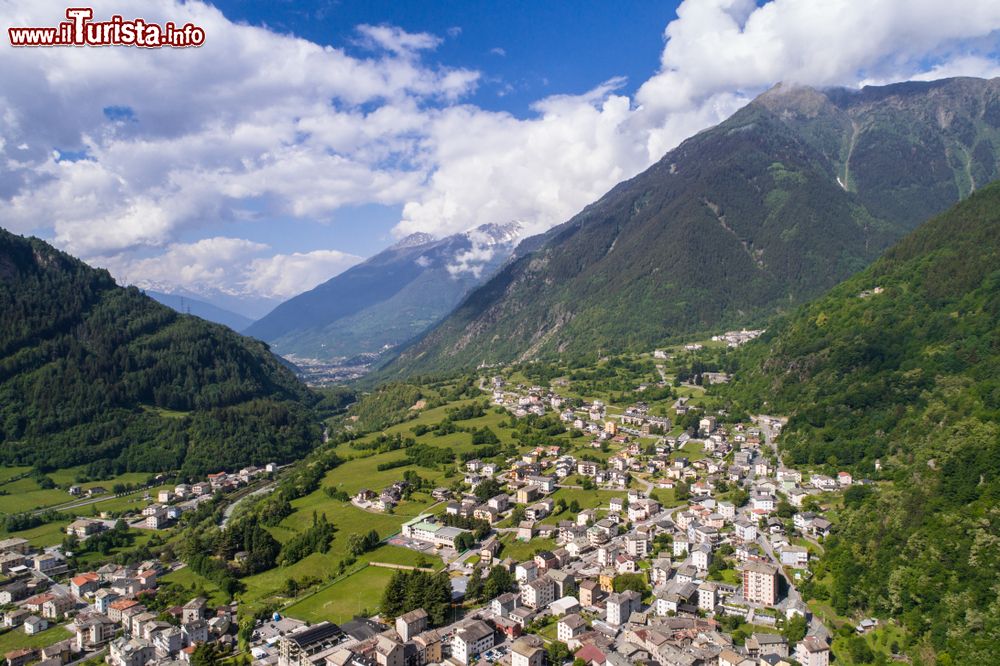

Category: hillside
[723, 184, 1000, 662]
[0, 228, 320, 477]
[385, 77, 1000, 376]
[146, 289, 255, 331]
[245, 223, 520, 362]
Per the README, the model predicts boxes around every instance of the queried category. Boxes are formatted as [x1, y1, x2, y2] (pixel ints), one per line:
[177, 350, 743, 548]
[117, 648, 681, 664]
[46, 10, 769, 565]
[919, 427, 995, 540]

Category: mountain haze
[384, 76, 1000, 376]
[245, 223, 521, 362]
[146, 289, 255, 331]
[0, 228, 319, 476]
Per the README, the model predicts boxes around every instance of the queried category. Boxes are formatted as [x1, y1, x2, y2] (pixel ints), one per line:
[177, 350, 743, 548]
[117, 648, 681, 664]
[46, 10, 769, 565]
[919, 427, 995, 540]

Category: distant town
[1, 333, 870, 666]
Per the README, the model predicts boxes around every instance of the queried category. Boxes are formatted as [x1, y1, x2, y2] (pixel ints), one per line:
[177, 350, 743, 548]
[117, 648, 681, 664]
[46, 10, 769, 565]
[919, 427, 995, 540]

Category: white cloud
[490, 47, 506, 57]
[355, 23, 442, 56]
[398, 0, 1000, 237]
[99, 237, 362, 300]
[1, 0, 1000, 301]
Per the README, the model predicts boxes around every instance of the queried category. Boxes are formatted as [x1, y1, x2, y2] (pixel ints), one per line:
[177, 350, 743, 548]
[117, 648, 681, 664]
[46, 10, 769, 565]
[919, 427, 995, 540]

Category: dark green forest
[0, 228, 320, 476]
[724, 183, 1000, 662]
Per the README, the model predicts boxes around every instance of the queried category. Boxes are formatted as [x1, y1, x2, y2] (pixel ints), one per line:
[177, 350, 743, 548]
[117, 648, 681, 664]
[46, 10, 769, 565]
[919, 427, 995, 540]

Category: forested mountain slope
[724, 183, 1000, 662]
[385, 77, 1000, 376]
[0, 228, 320, 477]
[245, 223, 520, 362]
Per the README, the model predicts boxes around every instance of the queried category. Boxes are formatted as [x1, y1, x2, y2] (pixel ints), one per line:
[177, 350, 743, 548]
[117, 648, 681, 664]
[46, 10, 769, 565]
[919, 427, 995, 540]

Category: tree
[613, 573, 648, 594]
[481, 565, 515, 601]
[474, 477, 502, 502]
[547, 641, 570, 664]
[783, 614, 808, 644]
[848, 636, 874, 664]
[454, 532, 475, 552]
[569, 499, 581, 513]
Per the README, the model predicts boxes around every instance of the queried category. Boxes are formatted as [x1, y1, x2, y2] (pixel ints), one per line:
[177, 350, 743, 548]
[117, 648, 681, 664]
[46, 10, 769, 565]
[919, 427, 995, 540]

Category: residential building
[23, 615, 47, 635]
[394, 608, 428, 642]
[795, 636, 831, 666]
[698, 582, 718, 612]
[374, 635, 404, 666]
[578, 579, 601, 607]
[742, 561, 779, 606]
[557, 614, 586, 642]
[605, 590, 641, 626]
[278, 622, 343, 666]
[108, 637, 155, 666]
[521, 575, 554, 609]
[510, 635, 545, 666]
[451, 621, 494, 665]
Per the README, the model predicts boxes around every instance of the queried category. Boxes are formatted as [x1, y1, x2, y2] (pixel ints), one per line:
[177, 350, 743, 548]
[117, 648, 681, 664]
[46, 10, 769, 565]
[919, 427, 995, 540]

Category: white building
[451, 621, 494, 665]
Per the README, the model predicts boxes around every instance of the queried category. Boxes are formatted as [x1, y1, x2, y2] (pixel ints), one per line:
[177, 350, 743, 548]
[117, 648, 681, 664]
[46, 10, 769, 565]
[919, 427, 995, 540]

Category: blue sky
[212, 0, 681, 119]
[194, 0, 684, 259]
[2, 0, 1000, 316]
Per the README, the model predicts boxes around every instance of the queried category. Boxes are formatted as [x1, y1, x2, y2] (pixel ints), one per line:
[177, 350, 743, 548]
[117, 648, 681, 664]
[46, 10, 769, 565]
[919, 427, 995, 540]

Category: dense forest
[0, 229, 320, 476]
[724, 184, 1000, 662]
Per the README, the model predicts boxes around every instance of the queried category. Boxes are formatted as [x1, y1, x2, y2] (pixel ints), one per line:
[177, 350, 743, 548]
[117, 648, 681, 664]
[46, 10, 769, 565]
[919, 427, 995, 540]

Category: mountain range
[145, 289, 255, 331]
[244, 222, 521, 363]
[723, 182, 1000, 663]
[381, 76, 1000, 377]
[0, 228, 319, 477]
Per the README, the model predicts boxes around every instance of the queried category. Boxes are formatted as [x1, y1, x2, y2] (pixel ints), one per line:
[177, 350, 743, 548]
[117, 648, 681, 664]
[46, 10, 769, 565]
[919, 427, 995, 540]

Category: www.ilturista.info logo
[8, 8, 205, 47]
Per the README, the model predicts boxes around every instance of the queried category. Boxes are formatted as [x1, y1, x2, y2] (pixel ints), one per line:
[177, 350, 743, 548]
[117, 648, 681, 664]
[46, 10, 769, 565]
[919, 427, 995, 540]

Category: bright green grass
[142, 405, 191, 420]
[670, 441, 707, 462]
[160, 566, 229, 607]
[0, 466, 31, 484]
[539, 487, 620, 525]
[7, 521, 69, 548]
[497, 534, 557, 562]
[241, 545, 433, 609]
[0, 477, 70, 513]
[0, 624, 72, 653]
[47, 468, 152, 492]
[74, 532, 156, 569]
[830, 622, 908, 666]
[282, 565, 391, 623]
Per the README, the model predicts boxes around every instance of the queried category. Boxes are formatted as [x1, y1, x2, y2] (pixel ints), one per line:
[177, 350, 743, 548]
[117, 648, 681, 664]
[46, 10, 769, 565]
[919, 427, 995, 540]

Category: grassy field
[160, 566, 230, 607]
[497, 534, 557, 561]
[0, 466, 31, 484]
[539, 487, 620, 525]
[282, 565, 395, 623]
[830, 622, 908, 665]
[0, 465, 170, 515]
[0, 624, 72, 654]
[0, 476, 71, 513]
[241, 543, 433, 609]
[7, 521, 68, 548]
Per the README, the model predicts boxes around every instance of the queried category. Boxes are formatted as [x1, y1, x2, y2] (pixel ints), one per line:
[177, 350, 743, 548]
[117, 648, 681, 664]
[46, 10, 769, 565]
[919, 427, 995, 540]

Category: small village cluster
[258, 374, 864, 666]
[1, 531, 233, 666]
[0, 361, 868, 666]
[0, 465, 277, 666]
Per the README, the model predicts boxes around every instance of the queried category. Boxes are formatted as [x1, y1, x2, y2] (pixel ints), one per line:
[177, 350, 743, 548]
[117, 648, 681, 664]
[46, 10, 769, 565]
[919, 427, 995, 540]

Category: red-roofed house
[137, 570, 158, 589]
[71, 572, 101, 598]
[574, 644, 607, 666]
[23, 593, 55, 613]
[107, 598, 140, 622]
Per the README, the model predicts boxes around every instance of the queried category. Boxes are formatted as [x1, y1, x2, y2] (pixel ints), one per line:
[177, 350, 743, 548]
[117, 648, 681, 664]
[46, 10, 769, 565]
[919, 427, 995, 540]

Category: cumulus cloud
[99, 237, 361, 299]
[1, 0, 1000, 300]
